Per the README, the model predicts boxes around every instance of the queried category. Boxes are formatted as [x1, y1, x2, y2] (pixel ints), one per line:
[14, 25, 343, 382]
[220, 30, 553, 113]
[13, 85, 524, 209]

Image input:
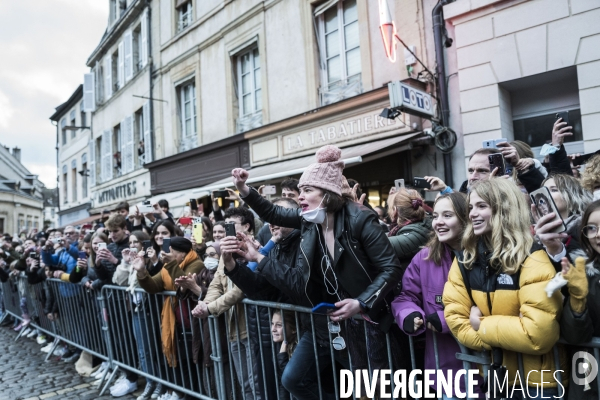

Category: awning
[194, 133, 422, 193]
[152, 133, 421, 216]
[59, 214, 102, 229]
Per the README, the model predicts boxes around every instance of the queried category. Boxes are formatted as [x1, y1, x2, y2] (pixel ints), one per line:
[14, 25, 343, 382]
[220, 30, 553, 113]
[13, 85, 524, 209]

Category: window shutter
[83, 73, 96, 112]
[101, 130, 113, 182]
[121, 116, 134, 173]
[314, 0, 337, 16]
[89, 140, 96, 186]
[141, 9, 148, 68]
[118, 41, 125, 89]
[105, 56, 113, 99]
[143, 101, 152, 163]
[124, 31, 133, 81]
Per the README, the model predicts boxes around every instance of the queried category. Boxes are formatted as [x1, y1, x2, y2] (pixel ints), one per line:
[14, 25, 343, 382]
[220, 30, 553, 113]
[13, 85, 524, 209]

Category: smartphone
[413, 177, 431, 189]
[213, 190, 229, 198]
[394, 179, 405, 191]
[190, 198, 198, 211]
[192, 218, 203, 243]
[179, 217, 192, 225]
[530, 187, 566, 233]
[184, 228, 192, 239]
[311, 303, 339, 314]
[488, 154, 507, 175]
[78, 251, 88, 260]
[225, 222, 236, 237]
[136, 204, 154, 214]
[162, 238, 171, 253]
[29, 252, 39, 260]
[555, 111, 569, 127]
[263, 185, 276, 195]
[482, 138, 508, 149]
[97, 242, 107, 250]
[142, 240, 152, 257]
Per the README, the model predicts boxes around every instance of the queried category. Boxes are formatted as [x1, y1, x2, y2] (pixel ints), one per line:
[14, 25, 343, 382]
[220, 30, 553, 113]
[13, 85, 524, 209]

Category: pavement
[0, 320, 140, 400]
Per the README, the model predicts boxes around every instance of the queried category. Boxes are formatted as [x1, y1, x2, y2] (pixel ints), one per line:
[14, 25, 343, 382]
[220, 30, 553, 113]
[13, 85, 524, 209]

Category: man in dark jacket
[92, 214, 129, 290]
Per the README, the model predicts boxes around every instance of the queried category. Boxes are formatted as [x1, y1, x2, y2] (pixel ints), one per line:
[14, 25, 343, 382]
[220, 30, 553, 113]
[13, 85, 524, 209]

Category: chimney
[12, 147, 21, 162]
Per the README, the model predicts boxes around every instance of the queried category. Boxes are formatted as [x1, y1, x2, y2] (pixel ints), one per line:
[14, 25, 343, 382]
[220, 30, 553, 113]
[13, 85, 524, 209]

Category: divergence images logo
[572, 351, 598, 387]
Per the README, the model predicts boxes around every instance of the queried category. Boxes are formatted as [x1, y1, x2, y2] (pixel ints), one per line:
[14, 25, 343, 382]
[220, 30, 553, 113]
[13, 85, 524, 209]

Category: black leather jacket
[243, 190, 402, 331]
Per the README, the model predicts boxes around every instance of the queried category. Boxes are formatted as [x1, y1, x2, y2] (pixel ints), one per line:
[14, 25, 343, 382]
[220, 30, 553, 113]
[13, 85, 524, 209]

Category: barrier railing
[2, 276, 599, 399]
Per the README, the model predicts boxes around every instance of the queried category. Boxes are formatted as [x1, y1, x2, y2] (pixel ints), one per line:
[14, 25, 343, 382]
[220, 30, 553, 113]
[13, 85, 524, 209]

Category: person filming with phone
[231, 144, 404, 400]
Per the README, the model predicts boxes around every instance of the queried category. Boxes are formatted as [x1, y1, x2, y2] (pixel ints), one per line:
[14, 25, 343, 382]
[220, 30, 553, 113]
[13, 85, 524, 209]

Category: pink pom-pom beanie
[298, 145, 345, 195]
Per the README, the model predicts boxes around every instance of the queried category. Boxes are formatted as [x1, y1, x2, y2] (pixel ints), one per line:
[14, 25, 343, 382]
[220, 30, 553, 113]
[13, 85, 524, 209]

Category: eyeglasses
[202, 252, 218, 260]
[328, 321, 346, 351]
[583, 225, 599, 239]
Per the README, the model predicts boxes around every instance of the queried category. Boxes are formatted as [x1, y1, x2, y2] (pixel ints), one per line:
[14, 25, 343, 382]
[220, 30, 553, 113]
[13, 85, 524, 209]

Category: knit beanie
[299, 145, 345, 196]
[170, 237, 192, 254]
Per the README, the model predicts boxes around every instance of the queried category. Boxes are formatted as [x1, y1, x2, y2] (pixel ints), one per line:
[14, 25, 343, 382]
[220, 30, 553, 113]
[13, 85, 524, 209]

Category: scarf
[159, 250, 198, 367]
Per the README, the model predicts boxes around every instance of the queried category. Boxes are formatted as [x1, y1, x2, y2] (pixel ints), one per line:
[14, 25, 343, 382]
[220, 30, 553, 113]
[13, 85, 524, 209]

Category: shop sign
[282, 109, 405, 155]
[96, 181, 138, 204]
[388, 81, 435, 119]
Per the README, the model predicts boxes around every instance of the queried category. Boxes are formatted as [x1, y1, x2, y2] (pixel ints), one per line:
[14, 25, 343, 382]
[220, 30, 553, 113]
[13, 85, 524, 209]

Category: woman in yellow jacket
[443, 179, 567, 399]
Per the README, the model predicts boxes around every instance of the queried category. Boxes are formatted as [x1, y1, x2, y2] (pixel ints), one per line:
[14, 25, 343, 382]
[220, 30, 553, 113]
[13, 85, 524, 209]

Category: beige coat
[204, 257, 247, 342]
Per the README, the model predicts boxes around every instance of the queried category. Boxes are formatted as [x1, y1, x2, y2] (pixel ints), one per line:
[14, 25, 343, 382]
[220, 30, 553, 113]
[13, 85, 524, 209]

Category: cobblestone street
[0, 324, 138, 400]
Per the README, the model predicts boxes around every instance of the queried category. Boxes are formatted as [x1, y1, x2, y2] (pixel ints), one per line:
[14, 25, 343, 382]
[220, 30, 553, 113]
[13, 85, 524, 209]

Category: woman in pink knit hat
[229, 144, 405, 399]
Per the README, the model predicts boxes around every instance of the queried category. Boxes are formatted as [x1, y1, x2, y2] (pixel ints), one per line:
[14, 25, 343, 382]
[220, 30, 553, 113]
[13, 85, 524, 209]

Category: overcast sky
[0, 0, 108, 188]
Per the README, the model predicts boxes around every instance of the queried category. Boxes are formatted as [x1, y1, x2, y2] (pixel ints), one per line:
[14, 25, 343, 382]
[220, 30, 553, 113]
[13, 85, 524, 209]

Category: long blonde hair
[462, 179, 533, 274]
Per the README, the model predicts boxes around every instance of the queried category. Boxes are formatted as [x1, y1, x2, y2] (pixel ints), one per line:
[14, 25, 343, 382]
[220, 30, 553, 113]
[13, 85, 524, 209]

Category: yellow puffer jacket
[443, 249, 568, 388]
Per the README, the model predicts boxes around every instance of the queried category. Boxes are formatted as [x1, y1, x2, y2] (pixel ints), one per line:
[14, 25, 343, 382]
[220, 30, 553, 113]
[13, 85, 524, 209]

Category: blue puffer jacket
[41, 248, 80, 297]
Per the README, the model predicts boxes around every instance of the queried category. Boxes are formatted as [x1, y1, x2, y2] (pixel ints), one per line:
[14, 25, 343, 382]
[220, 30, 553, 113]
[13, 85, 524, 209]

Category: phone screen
[225, 223, 236, 237]
[488, 154, 506, 175]
[530, 187, 566, 233]
[162, 238, 171, 253]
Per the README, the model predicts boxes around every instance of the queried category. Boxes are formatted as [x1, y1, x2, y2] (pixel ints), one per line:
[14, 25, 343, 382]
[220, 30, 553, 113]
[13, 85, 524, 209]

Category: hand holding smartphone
[413, 177, 431, 189]
[530, 187, 566, 233]
[311, 302, 339, 314]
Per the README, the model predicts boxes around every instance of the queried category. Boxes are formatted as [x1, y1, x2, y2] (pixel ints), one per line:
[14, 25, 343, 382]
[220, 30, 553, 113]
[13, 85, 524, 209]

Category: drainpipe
[146, 0, 155, 162]
[53, 120, 61, 214]
[433, 0, 454, 188]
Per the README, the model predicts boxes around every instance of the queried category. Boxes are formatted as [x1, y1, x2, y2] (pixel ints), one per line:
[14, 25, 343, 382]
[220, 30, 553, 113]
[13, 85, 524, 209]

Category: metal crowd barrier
[3, 276, 600, 400]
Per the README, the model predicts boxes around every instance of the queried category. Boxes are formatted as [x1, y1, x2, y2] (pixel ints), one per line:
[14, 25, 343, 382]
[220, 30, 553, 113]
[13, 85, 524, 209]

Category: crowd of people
[1, 117, 600, 400]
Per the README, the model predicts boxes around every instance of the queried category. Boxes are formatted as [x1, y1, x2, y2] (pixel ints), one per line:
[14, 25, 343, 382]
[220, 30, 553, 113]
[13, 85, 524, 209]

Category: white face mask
[594, 190, 600, 202]
[300, 196, 327, 224]
[204, 257, 219, 270]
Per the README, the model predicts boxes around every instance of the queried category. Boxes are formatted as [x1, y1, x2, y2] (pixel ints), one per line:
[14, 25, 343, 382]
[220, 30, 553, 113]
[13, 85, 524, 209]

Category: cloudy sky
[0, 0, 108, 188]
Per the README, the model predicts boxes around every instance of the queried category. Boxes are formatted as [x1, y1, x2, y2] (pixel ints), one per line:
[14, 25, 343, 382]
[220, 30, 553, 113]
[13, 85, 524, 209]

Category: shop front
[89, 169, 151, 215]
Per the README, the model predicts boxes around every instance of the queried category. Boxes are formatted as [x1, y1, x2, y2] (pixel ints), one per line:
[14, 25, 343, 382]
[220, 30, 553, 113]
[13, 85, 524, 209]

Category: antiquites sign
[96, 181, 137, 204]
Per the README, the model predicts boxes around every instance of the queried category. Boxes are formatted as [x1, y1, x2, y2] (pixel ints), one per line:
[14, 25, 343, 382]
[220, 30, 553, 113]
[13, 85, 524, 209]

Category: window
[71, 159, 77, 202]
[133, 24, 142, 72]
[80, 100, 87, 128]
[317, 0, 362, 105]
[0, 219, 3, 234]
[135, 108, 144, 167]
[70, 110, 76, 138]
[62, 165, 68, 203]
[236, 47, 262, 133]
[238, 48, 262, 117]
[178, 81, 197, 151]
[506, 67, 583, 159]
[513, 109, 583, 148]
[177, 0, 193, 33]
[61, 119, 67, 145]
[81, 153, 88, 198]
[113, 125, 122, 176]
[110, 0, 117, 25]
[112, 49, 120, 91]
